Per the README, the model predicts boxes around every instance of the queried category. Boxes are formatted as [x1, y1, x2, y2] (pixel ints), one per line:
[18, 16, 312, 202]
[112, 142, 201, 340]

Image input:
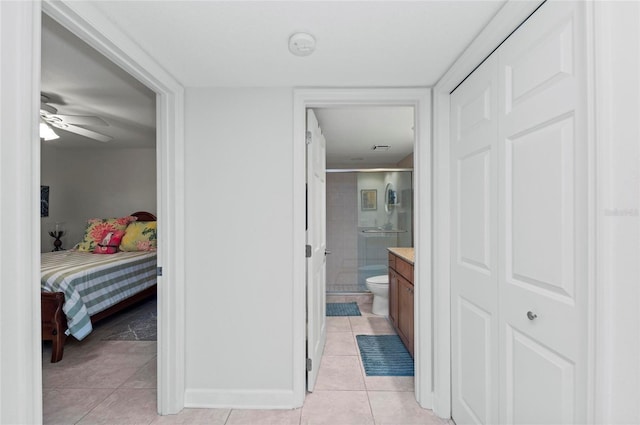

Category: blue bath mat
[326, 302, 361, 317]
[356, 334, 414, 376]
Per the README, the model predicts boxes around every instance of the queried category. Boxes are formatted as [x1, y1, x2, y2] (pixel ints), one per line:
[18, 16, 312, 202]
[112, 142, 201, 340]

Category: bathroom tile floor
[42, 295, 450, 424]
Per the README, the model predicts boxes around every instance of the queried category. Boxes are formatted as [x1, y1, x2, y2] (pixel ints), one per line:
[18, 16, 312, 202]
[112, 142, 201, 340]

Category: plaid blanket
[41, 250, 157, 340]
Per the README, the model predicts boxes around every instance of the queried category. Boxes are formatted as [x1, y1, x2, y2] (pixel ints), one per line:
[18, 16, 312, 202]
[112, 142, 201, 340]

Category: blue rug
[356, 335, 414, 376]
[326, 302, 361, 316]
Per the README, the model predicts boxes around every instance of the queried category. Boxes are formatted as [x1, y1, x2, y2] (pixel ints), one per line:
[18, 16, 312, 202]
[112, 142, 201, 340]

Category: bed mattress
[41, 250, 157, 340]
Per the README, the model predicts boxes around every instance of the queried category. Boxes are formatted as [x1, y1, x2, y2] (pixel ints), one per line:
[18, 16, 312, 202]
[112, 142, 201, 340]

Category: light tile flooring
[42, 294, 450, 425]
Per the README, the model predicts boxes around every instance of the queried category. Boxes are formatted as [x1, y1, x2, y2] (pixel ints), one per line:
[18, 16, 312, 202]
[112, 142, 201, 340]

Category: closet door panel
[498, 2, 587, 424]
[507, 117, 575, 299]
[459, 150, 491, 273]
[504, 16, 575, 117]
[505, 326, 576, 425]
[451, 54, 499, 425]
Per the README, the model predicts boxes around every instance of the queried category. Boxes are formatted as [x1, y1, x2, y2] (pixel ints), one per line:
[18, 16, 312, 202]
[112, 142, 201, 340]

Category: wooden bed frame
[41, 211, 157, 363]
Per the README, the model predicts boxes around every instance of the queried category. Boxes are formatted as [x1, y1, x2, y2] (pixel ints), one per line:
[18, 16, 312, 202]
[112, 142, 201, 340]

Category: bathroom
[315, 105, 415, 306]
[326, 169, 413, 295]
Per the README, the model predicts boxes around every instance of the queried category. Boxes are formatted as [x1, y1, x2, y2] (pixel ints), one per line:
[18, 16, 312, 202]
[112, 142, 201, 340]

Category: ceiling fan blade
[52, 114, 108, 127]
[50, 122, 112, 143]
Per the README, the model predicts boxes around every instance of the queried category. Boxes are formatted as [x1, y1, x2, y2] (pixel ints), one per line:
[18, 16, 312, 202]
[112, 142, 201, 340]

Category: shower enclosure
[326, 170, 413, 293]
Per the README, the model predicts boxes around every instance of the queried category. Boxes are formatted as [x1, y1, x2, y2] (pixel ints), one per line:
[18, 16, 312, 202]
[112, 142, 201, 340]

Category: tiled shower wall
[326, 173, 359, 292]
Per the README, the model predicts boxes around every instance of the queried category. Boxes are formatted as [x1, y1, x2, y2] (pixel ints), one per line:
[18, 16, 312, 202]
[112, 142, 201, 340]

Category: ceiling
[91, 1, 506, 87]
[42, 1, 509, 157]
[41, 14, 156, 149]
[314, 107, 414, 169]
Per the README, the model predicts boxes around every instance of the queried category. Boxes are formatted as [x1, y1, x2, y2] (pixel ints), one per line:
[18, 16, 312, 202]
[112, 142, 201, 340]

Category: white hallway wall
[40, 145, 156, 252]
[595, 2, 640, 422]
[183, 88, 296, 406]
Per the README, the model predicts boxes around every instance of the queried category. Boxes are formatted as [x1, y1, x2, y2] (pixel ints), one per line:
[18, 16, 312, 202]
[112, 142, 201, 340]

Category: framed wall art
[361, 189, 377, 211]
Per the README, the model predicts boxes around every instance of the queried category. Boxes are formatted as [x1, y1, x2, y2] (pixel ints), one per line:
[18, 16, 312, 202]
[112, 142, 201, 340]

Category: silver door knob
[527, 311, 538, 320]
[324, 249, 332, 256]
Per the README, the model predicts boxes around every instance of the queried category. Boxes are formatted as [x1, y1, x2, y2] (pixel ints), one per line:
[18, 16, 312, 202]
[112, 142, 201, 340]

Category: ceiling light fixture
[39, 119, 59, 141]
[288, 32, 316, 56]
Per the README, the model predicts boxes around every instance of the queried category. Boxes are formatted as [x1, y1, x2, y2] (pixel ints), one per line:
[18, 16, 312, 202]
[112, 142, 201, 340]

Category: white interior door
[306, 109, 327, 392]
[451, 53, 500, 425]
[451, 2, 588, 423]
[497, 2, 587, 423]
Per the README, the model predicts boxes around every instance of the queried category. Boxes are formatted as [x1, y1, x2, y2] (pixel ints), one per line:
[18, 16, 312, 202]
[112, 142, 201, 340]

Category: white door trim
[0, 2, 42, 423]
[293, 88, 432, 408]
[40, 1, 186, 415]
[591, 2, 640, 422]
[432, 0, 598, 420]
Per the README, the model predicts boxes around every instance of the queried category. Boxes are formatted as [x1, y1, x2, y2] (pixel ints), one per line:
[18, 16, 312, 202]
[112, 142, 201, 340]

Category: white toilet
[366, 274, 389, 316]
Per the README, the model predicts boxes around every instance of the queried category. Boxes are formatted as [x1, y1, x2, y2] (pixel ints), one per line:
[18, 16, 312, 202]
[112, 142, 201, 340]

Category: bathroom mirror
[384, 183, 397, 214]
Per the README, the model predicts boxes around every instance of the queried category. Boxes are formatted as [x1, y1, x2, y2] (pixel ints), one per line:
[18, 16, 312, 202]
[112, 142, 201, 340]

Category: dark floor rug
[101, 298, 157, 341]
[356, 334, 414, 376]
[326, 302, 362, 316]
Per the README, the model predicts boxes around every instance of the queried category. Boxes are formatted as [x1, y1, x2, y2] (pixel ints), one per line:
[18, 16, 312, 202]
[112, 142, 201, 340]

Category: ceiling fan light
[40, 122, 59, 141]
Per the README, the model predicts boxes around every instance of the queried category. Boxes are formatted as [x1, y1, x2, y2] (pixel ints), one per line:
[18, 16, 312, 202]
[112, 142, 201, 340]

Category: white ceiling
[314, 107, 414, 169]
[42, 1, 509, 155]
[92, 1, 506, 88]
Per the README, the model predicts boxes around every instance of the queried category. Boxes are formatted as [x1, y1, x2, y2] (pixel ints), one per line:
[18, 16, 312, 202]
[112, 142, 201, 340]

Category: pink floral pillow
[75, 216, 137, 252]
[93, 230, 125, 254]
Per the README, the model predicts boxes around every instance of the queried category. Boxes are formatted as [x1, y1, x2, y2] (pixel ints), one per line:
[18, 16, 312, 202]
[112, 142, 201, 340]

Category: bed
[41, 211, 158, 363]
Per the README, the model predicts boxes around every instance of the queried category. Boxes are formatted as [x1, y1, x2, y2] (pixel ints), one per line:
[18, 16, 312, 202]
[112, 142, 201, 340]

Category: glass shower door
[326, 170, 413, 293]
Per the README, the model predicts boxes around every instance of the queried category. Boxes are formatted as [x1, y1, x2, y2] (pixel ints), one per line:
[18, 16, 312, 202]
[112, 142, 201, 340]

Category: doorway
[39, 1, 186, 416]
[40, 11, 159, 422]
[293, 88, 433, 408]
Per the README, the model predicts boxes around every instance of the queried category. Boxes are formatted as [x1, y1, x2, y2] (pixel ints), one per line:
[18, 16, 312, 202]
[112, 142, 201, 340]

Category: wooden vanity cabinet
[389, 269, 399, 328]
[388, 251, 414, 357]
[397, 275, 414, 356]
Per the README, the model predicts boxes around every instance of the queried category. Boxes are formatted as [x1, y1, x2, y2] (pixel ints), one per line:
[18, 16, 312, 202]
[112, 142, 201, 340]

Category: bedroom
[39, 13, 158, 360]
[1, 1, 639, 424]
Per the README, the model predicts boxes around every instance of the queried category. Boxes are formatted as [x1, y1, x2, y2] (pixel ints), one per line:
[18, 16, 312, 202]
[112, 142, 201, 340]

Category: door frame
[293, 88, 432, 407]
[41, 0, 186, 415]
[0, 2, 43, 422]
[432, 0, 598, 420]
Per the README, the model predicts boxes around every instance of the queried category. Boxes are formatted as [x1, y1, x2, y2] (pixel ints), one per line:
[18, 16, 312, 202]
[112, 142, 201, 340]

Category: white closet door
[451, 54, 499, 425]
[451, 2, 588, 424]
[497, 2, 587, 424]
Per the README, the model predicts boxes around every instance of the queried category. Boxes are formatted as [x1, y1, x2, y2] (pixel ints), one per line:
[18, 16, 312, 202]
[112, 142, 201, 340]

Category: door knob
[324, 249, 332, 256]
[527, 311, 538, 320]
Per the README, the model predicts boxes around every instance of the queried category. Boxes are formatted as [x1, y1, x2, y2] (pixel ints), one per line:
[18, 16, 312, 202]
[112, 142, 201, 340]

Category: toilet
[366, 274, 389, 316]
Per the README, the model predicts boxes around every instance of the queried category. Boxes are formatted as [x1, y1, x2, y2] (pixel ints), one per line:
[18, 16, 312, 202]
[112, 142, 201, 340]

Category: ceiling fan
[40, 94, 112, 143]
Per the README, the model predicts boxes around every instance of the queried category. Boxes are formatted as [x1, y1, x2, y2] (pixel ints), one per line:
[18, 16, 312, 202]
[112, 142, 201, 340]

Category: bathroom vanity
[388, 247, 415, 357]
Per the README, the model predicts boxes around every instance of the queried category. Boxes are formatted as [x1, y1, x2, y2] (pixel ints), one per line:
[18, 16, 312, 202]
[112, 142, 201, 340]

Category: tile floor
[42, 294, 450, 425]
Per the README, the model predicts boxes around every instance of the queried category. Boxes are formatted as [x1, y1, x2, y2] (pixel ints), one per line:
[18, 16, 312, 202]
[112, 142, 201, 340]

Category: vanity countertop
[388, 247, 415, 264]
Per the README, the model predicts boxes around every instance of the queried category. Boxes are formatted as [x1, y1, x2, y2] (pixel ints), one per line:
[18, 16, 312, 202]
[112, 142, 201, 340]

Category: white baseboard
[184, 389, 300, 410]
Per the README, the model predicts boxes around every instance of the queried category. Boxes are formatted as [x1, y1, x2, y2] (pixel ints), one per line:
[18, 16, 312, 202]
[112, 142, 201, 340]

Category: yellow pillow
[75, 217, 137, 252]
[120, 221, 157, 251]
